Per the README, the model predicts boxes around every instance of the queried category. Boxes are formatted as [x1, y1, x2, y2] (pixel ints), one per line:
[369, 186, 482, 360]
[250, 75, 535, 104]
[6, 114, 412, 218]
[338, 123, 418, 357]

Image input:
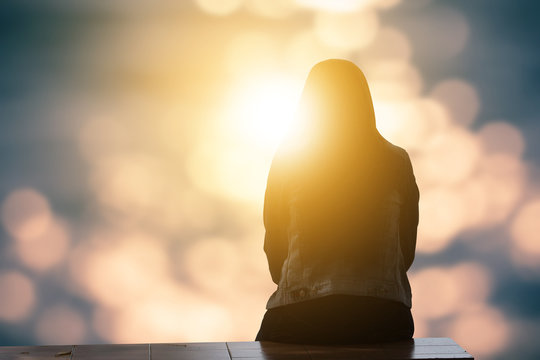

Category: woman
[256, 59, 419, 344]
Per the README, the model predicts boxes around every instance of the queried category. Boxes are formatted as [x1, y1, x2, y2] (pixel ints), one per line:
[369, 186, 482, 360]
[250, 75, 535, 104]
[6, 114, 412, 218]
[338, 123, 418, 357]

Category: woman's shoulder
[378, 137, 412, 164]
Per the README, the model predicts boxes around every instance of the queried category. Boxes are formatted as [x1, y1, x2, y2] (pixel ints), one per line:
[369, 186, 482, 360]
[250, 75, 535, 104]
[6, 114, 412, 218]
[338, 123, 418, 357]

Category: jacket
[263, 139, 419, 309]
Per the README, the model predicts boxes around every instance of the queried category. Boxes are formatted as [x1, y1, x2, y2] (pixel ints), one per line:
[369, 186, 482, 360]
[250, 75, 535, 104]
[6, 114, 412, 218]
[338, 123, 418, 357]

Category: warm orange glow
[314, 9, 379, 50]
[7, 0, 525, 352]
[226, 74, 303, 149]
[115, 293, 231, 343]
[225, 32, 281, 77]
[194, 0, 243, 16]
[373, 0, 401, 9]
[90, 154, 167, 217]
[70, 232, 169, 307]
[414, 126, 481, 186]
[374, 99, 432, 150]
[93, 286, 233, 343]
[285, 31, 349, 74]
[245, 0, 295, 18]
[296, 0, 382, 13]
[186, 137, 271, 203]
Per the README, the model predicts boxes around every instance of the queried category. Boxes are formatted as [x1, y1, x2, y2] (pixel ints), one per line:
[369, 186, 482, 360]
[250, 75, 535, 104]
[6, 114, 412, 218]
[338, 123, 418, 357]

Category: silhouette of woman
[256, 59, 419, 344]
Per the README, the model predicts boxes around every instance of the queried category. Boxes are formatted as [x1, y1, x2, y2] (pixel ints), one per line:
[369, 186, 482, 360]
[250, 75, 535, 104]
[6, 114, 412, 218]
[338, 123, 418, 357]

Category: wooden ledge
[0, 337, 473, 359]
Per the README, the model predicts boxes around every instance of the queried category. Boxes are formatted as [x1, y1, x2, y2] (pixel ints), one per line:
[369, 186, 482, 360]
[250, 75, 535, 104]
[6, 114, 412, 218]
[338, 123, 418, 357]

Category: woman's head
[294, 59, 380, 148]
[275, 59, 383, 181]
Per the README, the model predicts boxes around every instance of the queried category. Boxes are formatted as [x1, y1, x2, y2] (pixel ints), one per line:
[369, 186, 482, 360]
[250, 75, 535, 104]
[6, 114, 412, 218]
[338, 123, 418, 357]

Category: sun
[227, 73, 303, 150]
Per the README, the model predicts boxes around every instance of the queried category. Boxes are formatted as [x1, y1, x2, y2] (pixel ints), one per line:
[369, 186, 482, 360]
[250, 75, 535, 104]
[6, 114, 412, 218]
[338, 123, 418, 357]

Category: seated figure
[256, 59, 420, 344]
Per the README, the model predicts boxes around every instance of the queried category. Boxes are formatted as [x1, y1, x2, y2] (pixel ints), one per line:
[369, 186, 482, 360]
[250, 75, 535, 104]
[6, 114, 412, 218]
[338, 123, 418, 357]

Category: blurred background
[1, 0, 540, 359]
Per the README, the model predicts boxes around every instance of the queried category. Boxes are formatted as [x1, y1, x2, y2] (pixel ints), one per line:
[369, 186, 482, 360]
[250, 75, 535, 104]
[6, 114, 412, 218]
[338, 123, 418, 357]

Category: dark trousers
[256, 295, 414, 344]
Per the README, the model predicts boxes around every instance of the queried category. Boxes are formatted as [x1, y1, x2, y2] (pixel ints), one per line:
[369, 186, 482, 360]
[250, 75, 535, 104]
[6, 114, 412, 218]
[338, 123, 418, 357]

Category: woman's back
[264, 139, 418, 309]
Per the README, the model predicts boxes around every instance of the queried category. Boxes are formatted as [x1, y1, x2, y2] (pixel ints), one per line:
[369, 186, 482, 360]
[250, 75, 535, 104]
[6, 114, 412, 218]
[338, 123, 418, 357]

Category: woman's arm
[263, 157, 289, 284]
[399, 151, 419, 271]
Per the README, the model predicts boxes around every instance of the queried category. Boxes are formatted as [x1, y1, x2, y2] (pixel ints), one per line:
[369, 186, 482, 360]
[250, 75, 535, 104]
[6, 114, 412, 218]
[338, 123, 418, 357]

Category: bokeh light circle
[35, 304, 87, 344]
[15, 218, 70, 271]
[362, 26, 412, 62]
[0, 271, 36, 322]
[430, 79, 480, 127]
[183, 237, 240, 295]
[448, 306, 510, 357]
[511, 199, 540, 257]
[1, 188, 52, 241]
[478, 120, 525, 156]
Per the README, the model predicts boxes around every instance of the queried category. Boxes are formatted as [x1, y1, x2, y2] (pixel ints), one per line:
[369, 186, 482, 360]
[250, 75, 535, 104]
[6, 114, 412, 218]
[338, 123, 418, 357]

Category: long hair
[295, 59, 382, 147]
[276, 59, 386, 182]
[268, 59, 394, 256]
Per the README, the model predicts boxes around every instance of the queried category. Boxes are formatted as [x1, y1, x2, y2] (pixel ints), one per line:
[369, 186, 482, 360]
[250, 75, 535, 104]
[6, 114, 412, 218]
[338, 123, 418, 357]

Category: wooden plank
[72, 344, 148, 360]
[0, 338, 473, 360]
[412, 338, 458, 346]
[410, 356, 474, 359]
[152, 342, 228, 351]
[304, 338, 473, 360]
[308, 351, 473, 360]
[0, 345, 73, 359]
[227, 342, 310, 359]
[381, 338, 458, 349]
[411, 345, 468, 354]
[151, 343, 230, 360]
[307, 345, 389, 360]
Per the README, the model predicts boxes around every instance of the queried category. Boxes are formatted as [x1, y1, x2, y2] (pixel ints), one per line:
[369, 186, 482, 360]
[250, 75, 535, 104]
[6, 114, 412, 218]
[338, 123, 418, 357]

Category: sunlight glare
[285, 30, 349, 74]
[225, 32, 281, 76]
[245, 0, 296, 18]
[229, 74, 303, 149]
